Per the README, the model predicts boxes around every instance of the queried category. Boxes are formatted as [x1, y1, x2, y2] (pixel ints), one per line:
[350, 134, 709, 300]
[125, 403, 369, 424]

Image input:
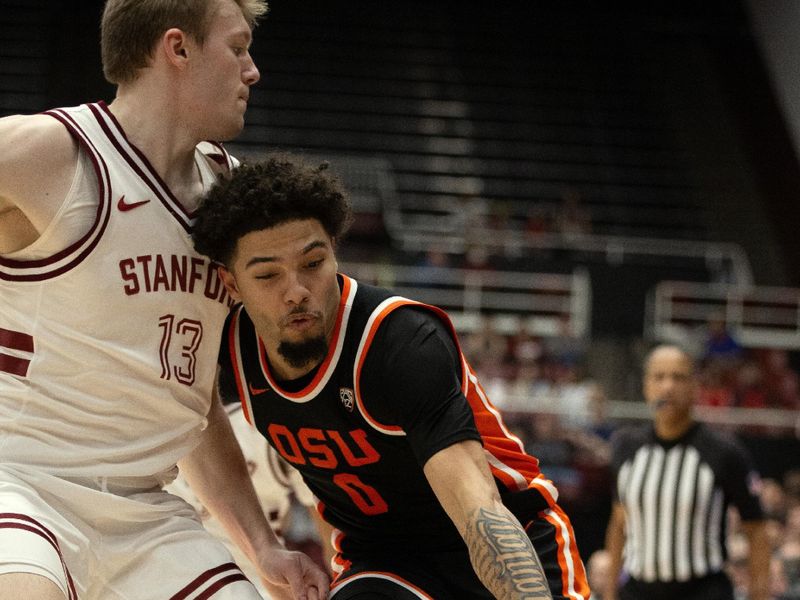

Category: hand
[257, 547, 330, 600]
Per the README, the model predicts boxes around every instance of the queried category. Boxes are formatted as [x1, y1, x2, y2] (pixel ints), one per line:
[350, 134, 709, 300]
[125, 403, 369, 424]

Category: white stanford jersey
[166, 404, 315, 590]
[0, 102, 236, 479]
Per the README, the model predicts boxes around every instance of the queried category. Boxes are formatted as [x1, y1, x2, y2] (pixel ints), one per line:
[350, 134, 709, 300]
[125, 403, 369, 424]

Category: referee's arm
[741, 519, 770, 600]
[603, 501, 626, 600]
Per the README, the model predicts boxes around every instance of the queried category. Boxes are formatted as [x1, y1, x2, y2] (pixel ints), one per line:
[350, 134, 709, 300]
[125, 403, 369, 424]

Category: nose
[243, 53, 260, 86]
[284, 271, 310, 306]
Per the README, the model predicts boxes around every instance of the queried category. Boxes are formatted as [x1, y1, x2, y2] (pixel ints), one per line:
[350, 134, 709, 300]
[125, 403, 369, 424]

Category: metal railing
[647, 280, 800, 349]
[339, 261, 592, 337]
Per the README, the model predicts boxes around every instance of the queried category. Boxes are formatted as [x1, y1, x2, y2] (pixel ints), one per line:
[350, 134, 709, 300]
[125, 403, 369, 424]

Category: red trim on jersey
[0, 107, 112, 282]
[89, 102, 194, 233]
[542, 506, 590, 600]
[191, 574, 249, 600]
[168, 562, 246, 600]
[227, 308, 253, 425]
[90, 103, 233, 232]
[0, 513, 78, 600]
[257, 276, 352, 400]
[0, 353, 31, 377]
[0, 327, 33, 352]
[330, 571, 435, 599]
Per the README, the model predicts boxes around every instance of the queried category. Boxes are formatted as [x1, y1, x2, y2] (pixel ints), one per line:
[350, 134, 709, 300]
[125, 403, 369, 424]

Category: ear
[218, 265, 242, 302]
[161, 28, 191, 69]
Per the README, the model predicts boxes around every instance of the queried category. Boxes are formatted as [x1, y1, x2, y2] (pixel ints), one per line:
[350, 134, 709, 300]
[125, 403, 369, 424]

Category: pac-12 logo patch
[339, 387, 354, 411]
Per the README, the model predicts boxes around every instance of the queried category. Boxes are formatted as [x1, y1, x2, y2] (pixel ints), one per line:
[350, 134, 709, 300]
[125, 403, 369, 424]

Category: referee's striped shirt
[610, 422, 763, 583]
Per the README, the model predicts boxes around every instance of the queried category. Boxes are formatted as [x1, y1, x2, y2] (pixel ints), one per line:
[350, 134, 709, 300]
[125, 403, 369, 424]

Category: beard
[277, 335, 329, 369]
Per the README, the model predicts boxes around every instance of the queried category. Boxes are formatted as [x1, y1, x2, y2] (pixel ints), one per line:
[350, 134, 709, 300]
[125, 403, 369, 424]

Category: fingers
[284, 554, 330, 600]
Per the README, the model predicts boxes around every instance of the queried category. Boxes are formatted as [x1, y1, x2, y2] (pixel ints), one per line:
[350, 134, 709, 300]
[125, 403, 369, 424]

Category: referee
[602, 345, 770, 600]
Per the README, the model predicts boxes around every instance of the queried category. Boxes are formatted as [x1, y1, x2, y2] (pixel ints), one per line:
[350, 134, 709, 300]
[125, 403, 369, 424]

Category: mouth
[282, 312, 320, 332]
[652, 397, 680, 412]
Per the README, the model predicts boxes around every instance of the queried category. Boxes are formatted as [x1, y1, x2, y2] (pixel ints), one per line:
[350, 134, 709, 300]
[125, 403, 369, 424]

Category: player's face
[643, 347, 697, 422]
[221, 218, 341, 367]
[186, 0, 260, 140]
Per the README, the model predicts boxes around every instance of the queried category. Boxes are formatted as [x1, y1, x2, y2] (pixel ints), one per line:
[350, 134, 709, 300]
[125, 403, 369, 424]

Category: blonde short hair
[101, 0, 268, 84]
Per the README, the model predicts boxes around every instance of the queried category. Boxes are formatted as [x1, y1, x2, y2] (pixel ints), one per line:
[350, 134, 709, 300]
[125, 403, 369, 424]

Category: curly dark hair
[193, 153, 353, 266]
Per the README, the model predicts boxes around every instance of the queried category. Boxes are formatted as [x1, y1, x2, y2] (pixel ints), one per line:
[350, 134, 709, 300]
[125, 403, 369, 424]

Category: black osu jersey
[219, 274, 562, 556]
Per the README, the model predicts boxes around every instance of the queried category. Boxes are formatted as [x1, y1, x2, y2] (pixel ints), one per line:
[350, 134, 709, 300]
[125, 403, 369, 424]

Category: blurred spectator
[785, 469, 800, 509]
[698, 358, 736, 408]
[780, 535, 800, 599]
[762, 478, 789, 521]
[543, 312, 587, 375]
[504, 363, 548, 411]
[734, 359, 769, 409]
[525, 412, 583, 503]
[462, 316, 510, 379]
[759, 349, 800, 410]
[509, 330, 545, 368]
[769, 499, 800, 599]
[415, 246, 451, 270]
[586, 382, 616, 441]
[554, 186, 592, 238]
[410, 246, 453, 290]
[703, 312, 744, 365]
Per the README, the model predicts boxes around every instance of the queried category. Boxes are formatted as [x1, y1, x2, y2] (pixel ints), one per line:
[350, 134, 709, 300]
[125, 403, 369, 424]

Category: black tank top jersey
[219, 275, 557, 553]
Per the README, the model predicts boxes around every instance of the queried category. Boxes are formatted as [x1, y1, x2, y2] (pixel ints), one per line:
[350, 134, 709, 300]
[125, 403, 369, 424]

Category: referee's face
[643, 346, 697, 421]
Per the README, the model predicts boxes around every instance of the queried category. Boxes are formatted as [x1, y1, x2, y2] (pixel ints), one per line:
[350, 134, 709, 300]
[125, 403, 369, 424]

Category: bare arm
[178, 388, 329, 600]
[423, 439, 553, 599]
[603, 502, 627, 600]
[0, 113, 78, 253]
[308, 508, 335, 571]
[741, 520, 770, 600]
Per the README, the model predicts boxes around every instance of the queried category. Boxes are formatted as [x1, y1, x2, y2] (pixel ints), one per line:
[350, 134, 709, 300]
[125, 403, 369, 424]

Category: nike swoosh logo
[117, 195, 151, 212]
[248, 382, 270, 396]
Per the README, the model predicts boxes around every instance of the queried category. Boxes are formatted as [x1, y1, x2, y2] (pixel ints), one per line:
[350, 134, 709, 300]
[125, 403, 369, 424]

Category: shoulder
[610, 424, 650, 459]
[0, 113, 78, 214]
[610, 423, 648, 446]
[691, 423, 752, 461]
[368, 304, 456, 360]
[0, 113, 76, 169]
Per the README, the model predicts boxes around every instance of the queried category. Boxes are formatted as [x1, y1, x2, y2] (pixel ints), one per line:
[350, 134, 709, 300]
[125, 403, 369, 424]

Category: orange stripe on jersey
[353, 297, 422, 434]
[464, 365, 543, 490]
[258, 275, 353, 400]
[542, 505, 590, 600]
[354, 297, 547, 488]
[227, 307, 253, 425]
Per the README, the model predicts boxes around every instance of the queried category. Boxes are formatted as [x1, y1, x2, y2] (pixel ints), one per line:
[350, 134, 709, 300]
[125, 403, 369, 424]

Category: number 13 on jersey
[158, 314, 203, 386]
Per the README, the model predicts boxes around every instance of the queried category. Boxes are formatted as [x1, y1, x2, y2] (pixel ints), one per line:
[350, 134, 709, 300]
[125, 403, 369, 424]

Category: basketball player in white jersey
[166, 402, 336, 597]
[0, 1, 329, 599]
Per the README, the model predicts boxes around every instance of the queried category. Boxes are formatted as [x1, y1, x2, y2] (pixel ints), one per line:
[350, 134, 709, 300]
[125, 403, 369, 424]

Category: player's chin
[214, 117, 245, 141]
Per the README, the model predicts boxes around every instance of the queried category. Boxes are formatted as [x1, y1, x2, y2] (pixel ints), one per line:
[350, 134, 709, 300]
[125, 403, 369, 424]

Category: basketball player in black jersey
[192, 154, 591, 600]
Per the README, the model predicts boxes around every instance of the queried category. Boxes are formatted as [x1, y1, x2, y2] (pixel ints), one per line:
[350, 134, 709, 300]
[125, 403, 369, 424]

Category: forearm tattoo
[465, 507, 553, 599]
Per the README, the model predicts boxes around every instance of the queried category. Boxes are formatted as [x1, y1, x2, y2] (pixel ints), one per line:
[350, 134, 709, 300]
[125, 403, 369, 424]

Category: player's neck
[107, 93, 203, 209]
[654, 415, 694, 441]
[267, 350, 324, 383]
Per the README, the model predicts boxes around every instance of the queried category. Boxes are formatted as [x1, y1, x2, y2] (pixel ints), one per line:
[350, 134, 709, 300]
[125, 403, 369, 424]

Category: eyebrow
[244, 240, 328, 269]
